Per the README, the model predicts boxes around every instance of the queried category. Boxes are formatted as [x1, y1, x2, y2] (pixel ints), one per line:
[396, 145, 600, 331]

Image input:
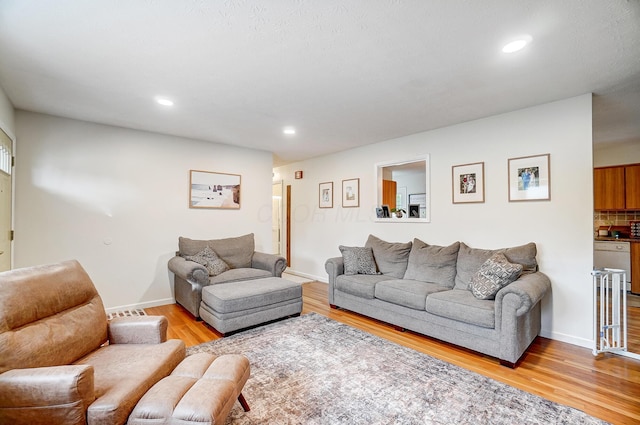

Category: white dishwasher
[594, 241, 631, 291]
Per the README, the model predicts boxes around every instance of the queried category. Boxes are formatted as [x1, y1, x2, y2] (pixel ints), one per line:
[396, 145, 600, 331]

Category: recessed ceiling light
[155, 97, 174, 106]
[502, 35, 532, 53]
[283, 127, 296, 135]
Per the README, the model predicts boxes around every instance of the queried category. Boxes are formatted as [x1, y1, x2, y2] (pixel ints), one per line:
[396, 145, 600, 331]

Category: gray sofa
[168, 233, 287, 318]
[325, 235, 551, 366]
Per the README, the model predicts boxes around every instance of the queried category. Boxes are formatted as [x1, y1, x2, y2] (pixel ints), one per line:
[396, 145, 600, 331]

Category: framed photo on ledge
[452, 162, 485, 204]
[508, 154, 550, 202]
[342, 178, 360, 208]
[319, 182, 333, 208]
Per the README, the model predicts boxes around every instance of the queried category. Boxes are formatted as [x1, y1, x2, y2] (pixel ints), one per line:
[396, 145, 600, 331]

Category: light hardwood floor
[146, 281, 640, 425]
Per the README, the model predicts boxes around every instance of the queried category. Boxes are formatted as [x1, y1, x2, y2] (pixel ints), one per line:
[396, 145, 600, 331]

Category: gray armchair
[168, 233, 287, 318]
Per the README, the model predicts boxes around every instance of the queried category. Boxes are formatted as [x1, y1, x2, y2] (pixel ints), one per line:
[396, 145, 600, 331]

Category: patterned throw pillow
[339, 246, 378, 276]
[183, 246, 230, 276]
[469, 253, 523, 300]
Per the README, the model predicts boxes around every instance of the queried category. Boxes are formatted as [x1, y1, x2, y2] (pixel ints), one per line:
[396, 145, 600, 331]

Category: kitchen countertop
[595, 236, 640, 243]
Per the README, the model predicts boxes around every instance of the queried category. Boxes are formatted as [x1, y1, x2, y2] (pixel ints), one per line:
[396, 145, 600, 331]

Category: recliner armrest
[0, 365, 94, 425]
[251, 251, 287, 276]
[168, 256, 209, 285]
[108, 316, 168, 344]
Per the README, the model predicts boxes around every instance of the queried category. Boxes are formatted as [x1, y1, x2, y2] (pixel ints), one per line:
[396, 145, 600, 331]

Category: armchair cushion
[179, 233, 254, 268]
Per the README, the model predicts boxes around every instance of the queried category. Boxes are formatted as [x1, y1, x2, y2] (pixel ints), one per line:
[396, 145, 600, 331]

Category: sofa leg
[499, 359, 516, 368]
[238, 393, 250, 411]
[329, 304, 338, 309]
[393, 325, 406, 332]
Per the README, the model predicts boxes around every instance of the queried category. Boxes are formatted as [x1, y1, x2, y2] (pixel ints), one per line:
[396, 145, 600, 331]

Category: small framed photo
[381, 205, 390, 218]
[319, 182, 333, 208]
[508, 154, 551, 202]
[189, 170, 241, 209]
[452, 162, 485, 204]
[342, 178, 360, 208]
[375, 207, 384, 218]
[409, 204, 420, 218]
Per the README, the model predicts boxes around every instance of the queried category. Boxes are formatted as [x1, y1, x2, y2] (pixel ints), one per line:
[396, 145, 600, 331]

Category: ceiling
[0, 1, 639, 166]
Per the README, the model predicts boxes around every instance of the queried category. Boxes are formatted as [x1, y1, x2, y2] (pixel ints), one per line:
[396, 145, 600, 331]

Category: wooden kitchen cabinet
[594, 166, 625, 210]
[632, 242, 640, 294]
[594, 163, 640, 211]
[625, 164, 640, 210]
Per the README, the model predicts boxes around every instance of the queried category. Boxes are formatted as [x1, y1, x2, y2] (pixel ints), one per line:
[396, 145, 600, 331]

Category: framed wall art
[342, 178, 360, 208]
[452, 162, 485, 204]
[189, 170, 241, 209]
[319, 182, 333, 208]
[508, 153, 550, 202]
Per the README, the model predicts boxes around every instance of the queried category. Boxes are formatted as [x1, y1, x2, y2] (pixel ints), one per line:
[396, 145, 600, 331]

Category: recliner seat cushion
[75, 339, 185, 425]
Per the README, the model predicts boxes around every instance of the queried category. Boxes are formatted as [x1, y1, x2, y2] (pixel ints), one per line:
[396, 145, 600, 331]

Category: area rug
[187, 313, 607, 425]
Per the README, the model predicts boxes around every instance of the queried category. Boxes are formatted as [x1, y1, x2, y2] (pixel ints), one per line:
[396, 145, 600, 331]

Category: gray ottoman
[199, 277, 303, 335]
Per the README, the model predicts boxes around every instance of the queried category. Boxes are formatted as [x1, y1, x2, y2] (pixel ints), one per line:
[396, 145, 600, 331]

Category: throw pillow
[469, 253, 523, 300]
[183, 246, 230, 276]
[403, 239, 460, 288]
[364, 235, 412, 278]
[339, 245, 378, 275]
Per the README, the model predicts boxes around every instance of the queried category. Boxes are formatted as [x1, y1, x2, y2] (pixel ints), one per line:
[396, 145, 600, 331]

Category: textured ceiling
[0, 0, 639, 165]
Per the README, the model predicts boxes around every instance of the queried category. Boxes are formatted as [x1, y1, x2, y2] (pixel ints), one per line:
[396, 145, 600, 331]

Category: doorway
[272, 181, 283, 255]
[0, 127, 12, 272]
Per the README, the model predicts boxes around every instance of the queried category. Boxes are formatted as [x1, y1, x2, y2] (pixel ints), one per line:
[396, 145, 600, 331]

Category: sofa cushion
[179, 234, 254, 269]
[339, 246, 378, 275]
[403, 239, 460, 288]
[375, 279, 449, 310]
[335, 274, 394, 300]
[183, 246, 230, 276]
[469, 253, 523, 300]
[454, 242, 537, 291]
[426, 289, 495, 328]
[365, 235, 412, 278]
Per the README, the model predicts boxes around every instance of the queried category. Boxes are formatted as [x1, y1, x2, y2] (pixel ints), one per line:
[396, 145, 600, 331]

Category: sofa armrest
[325, 257, 344, 284]
[108, 316, 168, 344]
[168, 256, 209, 285]
[0, 365, 94, 425]
[251, 251, 287, 277]
[495, 272, 551, 316]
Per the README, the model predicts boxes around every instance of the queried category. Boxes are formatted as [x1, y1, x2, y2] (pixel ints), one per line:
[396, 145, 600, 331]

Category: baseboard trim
[284, 268, 327, 283]
[105, 297, 175, 314]
[540, 329, 593, 349]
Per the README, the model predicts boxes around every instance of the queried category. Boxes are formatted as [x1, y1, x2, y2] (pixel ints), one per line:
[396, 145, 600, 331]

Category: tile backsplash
[594, 211, 640, 230]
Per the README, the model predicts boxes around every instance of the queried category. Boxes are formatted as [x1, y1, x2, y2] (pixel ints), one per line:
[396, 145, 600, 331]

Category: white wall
[14, 111, 274, 311]
[275, 94, 594, 348]
[0, 83, 15, 138]
[593, 139, 640, 167]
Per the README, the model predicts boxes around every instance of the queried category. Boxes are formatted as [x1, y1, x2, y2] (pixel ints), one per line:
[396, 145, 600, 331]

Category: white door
[0, 128, 12, 271]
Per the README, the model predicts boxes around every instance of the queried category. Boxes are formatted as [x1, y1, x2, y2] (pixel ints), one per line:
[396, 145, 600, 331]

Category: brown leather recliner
[0, 260, 186, 425]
